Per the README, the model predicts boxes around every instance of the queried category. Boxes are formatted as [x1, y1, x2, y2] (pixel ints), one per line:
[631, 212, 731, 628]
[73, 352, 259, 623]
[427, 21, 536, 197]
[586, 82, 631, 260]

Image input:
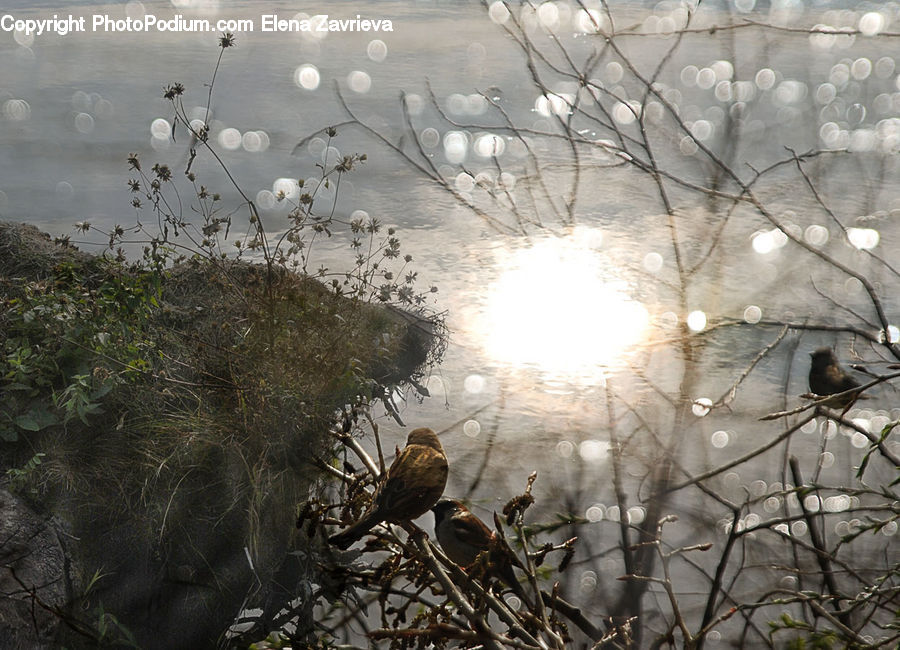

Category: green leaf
[15, 409, 58, 432]
[92, 383, 113, 400]
[14, 414, 40, 431]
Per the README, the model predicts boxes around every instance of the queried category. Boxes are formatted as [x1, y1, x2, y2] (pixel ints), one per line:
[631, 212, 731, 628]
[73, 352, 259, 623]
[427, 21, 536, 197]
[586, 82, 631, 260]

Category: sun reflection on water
[479, 230, 649, 385]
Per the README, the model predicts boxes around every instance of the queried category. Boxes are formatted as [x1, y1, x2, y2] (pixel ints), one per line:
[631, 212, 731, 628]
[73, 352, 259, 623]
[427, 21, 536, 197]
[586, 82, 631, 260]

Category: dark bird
[808, 347, 863, 410]
[329, 428, 448, 549]
[432, 498, 531, 608]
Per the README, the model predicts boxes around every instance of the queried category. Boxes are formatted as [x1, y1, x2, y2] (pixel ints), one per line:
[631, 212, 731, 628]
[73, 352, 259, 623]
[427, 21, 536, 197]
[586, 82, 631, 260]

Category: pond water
[2, 0, 899, 644]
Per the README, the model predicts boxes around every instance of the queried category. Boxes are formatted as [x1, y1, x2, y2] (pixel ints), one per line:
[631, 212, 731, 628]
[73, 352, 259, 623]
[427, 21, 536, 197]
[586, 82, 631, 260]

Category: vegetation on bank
[0, 217, 439, 646]
[0, 32, 443, 648]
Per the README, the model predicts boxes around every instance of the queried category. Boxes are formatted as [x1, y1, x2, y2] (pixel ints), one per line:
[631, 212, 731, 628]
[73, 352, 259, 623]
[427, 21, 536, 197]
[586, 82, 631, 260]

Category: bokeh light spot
[556, 440, 574, 458]
[3, 99, 30, 121]
[755, 68, 776, 90]
[404, 93, 424, 116]
[467, 94, 488, 115]
[752, 230, 774, 254]
[256, 190, 276, 210]
[750, 480, 767, 497]
[586, 505, 604, 522]
[55, 181, 74, 198]
[627, 506, 646, 524]
[150, 117, 170, 140]
[488, 1, 510, 24]
[643, 252, 663, 273]
[579, 440, 610, 462]
[294, 64, 320, 90]
[241, 130, 263, 152]
[443, 131, 468, 164]
[875, 56, 895, 78]
[687, 310, 707, 332]
[763, 497, 781, 513]
[804, 224, 829, 246]
[366, 39, 387, 62]
[692, 397, 712, 417]
[697, 68, 716, 90]
[791, 521, 808, 537]
[679, 136, 699, 155]
[447, 94, 467, 115]
[612, 101, 637, 124]
[851, 58, 872, 80]
[824, 495, 850, 513]
[463, 420, 481, 438]
[420, 127, 440, 148]
[464, 374, 485, 394]
[455, 172, 474, 192]
[347, 70, 372, 94]
[74, 112, 94, 134]
[575, 9, 605, 33]
[273, 177, 300, 200]
[218, 127, 242, 150]
[859, 12, 885, 37]
[474, 133, 505, 157]
[691, 119, 713, 141]
[680, 65, 699, 87]
[847, 227, 879, 249]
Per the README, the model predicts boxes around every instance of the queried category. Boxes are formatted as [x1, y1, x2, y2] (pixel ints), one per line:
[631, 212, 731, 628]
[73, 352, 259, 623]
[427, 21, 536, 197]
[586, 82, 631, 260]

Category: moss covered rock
[0, 222, 440, 648]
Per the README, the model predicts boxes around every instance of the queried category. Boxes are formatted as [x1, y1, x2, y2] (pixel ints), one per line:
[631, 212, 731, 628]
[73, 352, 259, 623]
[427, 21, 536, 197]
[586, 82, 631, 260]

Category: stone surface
[0, 488, 69, 650]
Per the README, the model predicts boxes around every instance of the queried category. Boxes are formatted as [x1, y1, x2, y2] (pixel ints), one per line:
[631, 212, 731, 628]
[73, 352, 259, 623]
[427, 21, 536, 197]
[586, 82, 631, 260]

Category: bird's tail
[500, 562, 534, 611]
[489, 541, 535, 610]
[328, 510, 381, 549]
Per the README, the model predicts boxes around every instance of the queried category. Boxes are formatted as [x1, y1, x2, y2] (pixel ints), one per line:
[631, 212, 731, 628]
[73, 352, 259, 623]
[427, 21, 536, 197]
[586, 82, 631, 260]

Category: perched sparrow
[432, 499, 531, 607]
[808, 348, 863, 410]
[330, 428, 448, 549]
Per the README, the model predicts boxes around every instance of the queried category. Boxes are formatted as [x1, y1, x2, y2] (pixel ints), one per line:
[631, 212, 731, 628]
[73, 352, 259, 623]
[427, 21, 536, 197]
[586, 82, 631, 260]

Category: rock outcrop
[0, 222, 439, 648]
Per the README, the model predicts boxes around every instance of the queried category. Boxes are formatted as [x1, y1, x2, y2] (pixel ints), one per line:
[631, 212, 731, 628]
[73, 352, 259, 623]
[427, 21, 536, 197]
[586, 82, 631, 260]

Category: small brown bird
[432, 499, 531, 607]
[808, 347, 863, 410]
[329, 428, 448, 549]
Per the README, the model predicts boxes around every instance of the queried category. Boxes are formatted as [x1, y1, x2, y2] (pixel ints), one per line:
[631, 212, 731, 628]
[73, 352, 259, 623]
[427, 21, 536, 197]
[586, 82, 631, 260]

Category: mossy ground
[0, 222, 439, 647]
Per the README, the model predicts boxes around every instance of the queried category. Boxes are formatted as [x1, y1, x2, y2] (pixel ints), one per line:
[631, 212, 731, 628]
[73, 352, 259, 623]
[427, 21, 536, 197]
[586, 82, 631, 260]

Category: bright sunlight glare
[482, 233, 649, 382]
